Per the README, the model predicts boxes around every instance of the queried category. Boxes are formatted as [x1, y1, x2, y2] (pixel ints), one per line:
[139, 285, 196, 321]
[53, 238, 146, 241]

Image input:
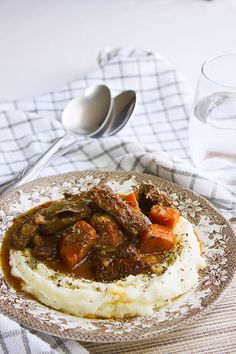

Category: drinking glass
[189, 53, 236, 185]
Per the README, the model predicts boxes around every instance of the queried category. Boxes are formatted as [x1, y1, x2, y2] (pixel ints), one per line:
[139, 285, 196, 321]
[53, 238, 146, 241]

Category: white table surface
[0, 0, 236, 100]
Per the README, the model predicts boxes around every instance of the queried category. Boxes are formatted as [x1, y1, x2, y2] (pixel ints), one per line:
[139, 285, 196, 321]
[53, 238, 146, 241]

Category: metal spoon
[40, 90, 136, 165]
[99, 90, 136, 137]
[0, 85, 112, 194]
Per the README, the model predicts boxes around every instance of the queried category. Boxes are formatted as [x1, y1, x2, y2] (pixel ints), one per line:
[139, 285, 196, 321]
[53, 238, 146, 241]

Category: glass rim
[201, 52, 236, 89]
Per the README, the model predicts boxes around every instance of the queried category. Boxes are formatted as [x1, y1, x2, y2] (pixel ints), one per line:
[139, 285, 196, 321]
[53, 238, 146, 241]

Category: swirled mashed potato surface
[10, 216, 205, 319]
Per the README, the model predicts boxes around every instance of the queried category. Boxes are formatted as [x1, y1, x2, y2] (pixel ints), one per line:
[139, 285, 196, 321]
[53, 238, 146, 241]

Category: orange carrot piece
[60, 221, 96, 269]
[140, 224, 175, 254]
[149, 205, 180, 229]
[124, 192, 140, 211]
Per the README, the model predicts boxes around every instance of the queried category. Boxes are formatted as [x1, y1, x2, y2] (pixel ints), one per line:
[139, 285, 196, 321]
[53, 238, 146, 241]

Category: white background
[0, 0, 236, 100]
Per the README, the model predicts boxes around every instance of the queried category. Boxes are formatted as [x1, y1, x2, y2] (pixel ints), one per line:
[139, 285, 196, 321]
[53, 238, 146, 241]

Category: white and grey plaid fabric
[0, 314, 88, 354]
[0, 47, 235, 354]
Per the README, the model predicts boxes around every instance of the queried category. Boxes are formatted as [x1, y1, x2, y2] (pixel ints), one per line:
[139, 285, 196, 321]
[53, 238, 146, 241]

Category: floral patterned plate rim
[0, 170, 235, 343]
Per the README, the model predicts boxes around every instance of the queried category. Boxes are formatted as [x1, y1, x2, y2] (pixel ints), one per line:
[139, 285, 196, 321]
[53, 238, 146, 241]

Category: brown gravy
[1, 204, 95, 293]
[1, 199, 178, 292]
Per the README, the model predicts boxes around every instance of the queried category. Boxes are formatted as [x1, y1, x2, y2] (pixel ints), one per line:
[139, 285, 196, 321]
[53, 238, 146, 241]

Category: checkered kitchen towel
[0, 48, 235, 354]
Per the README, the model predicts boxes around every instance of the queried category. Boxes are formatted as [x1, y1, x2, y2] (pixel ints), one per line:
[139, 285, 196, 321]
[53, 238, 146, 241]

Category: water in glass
[189, 91, 236, 184]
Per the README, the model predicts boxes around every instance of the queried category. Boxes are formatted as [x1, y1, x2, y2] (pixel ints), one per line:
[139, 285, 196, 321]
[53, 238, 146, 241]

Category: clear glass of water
[189, 53, 236, 185]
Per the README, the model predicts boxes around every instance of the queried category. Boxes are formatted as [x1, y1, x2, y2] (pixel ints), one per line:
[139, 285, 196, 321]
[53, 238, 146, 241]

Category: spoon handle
[43, 139, 86, 165]
[0, 136, 66, 195]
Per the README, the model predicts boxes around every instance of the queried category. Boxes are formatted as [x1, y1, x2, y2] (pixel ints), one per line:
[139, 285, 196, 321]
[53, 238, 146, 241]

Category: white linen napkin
[0, 47, 235, 353]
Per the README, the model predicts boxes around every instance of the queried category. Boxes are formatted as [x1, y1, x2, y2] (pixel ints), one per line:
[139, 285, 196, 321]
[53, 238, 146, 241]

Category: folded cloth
[0, 47, 235, 354]
[0, 314, 88, 354]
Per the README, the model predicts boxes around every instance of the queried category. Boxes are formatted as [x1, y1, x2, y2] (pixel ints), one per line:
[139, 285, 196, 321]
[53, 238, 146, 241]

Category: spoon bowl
[105, 90, 136, 136]
[62, 85, 111, 136]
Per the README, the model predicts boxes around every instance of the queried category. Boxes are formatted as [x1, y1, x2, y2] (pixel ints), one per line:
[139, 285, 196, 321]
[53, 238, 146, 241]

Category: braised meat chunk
[60, 220, 97, 269]
[35, 199, 91, 235]
[32, 234, 59, 260]
[10, 218, 38, 250]
[36, 212, 89, 235]
[88, 186, 149, 236]
[92, 244, 153, 281]
[90, 213, 124, 248]
[138, 183, 173, 211]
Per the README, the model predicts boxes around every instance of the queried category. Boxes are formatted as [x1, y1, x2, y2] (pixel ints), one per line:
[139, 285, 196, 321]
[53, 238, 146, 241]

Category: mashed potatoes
[9, 216, 205, 319]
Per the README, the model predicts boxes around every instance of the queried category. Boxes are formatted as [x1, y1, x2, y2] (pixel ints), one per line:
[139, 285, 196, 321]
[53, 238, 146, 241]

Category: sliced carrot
[60, 221, 96, 269]
[149, 205, 180, 229]
[140, 224, 175, 254]
[124, 192, 140, 212]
